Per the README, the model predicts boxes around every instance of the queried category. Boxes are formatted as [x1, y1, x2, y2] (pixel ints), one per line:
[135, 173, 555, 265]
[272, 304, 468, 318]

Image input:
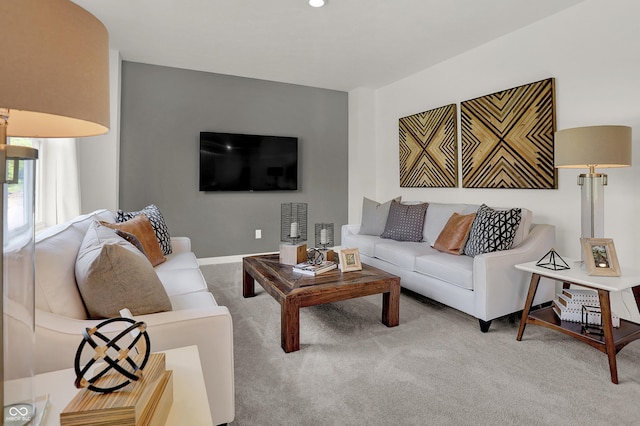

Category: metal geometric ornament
[280, 203, 308, 244]
[73, 317, 151, 393]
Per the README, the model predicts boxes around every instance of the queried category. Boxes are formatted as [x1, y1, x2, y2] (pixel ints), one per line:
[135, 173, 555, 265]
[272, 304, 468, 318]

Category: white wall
[78, 49, 121, 214]
[349, 0, 640, 267]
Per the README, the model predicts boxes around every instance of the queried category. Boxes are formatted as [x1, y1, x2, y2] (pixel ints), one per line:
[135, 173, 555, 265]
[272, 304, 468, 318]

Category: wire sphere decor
[73, 317, 151, 393]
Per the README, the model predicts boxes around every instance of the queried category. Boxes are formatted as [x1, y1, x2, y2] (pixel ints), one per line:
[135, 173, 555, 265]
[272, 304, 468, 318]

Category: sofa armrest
[472, 223, 556, 321]
[341, 224, 361, 244]
[35, 303, 235, 425]
[170, 236, 191, 253]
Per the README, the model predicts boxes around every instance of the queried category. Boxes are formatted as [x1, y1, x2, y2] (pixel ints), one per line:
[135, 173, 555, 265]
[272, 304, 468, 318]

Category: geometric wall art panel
[399, 103, 458, 187]
[460, 78, 557, 189]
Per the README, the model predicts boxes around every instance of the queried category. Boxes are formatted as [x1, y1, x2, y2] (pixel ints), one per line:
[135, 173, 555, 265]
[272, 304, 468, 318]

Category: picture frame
[580, 238, 621, 277]
[338, 248, 362, 272]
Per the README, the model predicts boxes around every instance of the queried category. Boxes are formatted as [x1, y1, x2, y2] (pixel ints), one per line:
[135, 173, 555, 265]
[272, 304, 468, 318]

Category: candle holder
[314, 223, 334, 250]
[280, 203, 308, 244]
[279, 203, 308, 265]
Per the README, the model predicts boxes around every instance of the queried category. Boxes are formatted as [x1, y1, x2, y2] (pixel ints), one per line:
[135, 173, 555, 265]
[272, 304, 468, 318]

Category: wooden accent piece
[243, 253, 401, 353]
[461, 78, 556, 189]
[279, 242, 307, 265]
[60, 353, 173, 426]
[399, 104, 458, 188]
[517, 272, 640, 384]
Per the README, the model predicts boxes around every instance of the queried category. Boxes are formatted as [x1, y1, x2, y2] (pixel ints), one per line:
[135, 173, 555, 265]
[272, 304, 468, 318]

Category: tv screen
[199, 132, 298, 191]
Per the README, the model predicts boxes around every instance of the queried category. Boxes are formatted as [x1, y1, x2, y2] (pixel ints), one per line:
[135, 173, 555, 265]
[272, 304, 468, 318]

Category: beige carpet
[201, 262, 640, 426]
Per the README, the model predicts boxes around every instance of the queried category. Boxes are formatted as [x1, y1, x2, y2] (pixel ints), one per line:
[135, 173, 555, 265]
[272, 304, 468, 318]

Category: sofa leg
[479, 319, 492, 333]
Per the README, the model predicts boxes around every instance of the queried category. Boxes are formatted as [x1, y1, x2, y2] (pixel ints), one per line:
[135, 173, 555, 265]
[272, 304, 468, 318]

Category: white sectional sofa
[34, 209, 234, 425]
[342, 201, 556, 331]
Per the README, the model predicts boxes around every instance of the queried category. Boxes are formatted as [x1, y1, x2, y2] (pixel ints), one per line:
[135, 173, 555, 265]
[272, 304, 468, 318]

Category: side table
[515, 259, 640, 384]
[6, 345, 213, 426]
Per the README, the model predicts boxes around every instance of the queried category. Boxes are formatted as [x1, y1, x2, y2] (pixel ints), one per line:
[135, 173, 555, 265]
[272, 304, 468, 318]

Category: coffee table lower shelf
[525, 306, 640, 352]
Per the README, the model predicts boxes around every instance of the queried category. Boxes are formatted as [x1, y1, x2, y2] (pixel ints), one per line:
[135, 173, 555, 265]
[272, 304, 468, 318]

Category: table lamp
[0, 0, 109, 422]
[555, 125, 632, 238]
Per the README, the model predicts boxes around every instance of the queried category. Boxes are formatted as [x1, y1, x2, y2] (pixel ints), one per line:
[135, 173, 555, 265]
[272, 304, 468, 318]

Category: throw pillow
[101, 214, 166, 267]
[114, 229, 147, 256]
[117, 204, 172, 255]
[75, 222, 172, 319]
[464, 204, 522, 257]
[433, 212, 476, 255]
[359, 196, 401, 236]
[380, 201, 429, 242]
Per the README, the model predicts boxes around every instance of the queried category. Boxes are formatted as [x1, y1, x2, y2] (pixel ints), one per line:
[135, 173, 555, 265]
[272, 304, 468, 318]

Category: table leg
[382, 281, 400, 327]
[517, 273, 541, 341]
[598, 289, 618, 384]
[243, 268, 255, 298]
[281, 297, 300, 353]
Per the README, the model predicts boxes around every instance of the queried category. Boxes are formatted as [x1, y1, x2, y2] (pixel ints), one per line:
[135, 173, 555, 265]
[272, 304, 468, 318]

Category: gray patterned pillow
[117, 204, 172, 255]
[380, 201, 429, 242]
[463, 204, 522, 257]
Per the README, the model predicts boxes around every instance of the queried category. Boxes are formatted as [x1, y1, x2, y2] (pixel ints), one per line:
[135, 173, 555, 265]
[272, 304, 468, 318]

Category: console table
[515, 260, 640, 384]
[6, 345, 213, 426]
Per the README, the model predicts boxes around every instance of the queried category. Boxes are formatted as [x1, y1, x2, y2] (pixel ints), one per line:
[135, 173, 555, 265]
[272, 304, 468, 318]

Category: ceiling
[72, 0, 583, 92]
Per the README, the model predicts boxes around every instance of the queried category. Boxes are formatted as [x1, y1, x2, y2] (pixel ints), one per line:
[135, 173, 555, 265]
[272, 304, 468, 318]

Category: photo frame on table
[581, 238, 621, 277]
[338, 248, 362, 272]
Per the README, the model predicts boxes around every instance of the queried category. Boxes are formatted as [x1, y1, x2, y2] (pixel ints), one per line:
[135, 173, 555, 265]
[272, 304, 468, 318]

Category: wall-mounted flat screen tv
[199, 131, 298, 191]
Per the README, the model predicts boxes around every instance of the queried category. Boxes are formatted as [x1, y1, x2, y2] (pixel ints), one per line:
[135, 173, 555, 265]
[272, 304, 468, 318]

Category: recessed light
[309, 0, 325, 7]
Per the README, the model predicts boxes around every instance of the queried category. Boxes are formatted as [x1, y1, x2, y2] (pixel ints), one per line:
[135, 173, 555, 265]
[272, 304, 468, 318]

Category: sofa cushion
[75, 222, 172, 319]
[155, 251, 200, 272]
[359, 196, 401, 236]
[117, 204, 173, 255]
[341, 233, 382, 258]
[374, 241, 437, 271]
[423, 203, 471, 245]
[101, 214, 166, 267]
[156, 268, 208, 296]
[381, 201, 429, 242]
[415, 253, 474, 290]
[433, 212, 476, 255]
[464, 204, 522, 257]
[35, 209, 115, 319]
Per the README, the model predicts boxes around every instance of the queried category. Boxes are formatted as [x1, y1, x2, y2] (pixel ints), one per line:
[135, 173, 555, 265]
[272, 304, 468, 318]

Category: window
[6, 138, 41, 235]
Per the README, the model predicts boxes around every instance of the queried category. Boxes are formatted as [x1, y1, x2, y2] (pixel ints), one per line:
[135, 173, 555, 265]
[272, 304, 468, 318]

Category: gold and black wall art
[399, 103, 458, 188]
[460, 78, 557, 189]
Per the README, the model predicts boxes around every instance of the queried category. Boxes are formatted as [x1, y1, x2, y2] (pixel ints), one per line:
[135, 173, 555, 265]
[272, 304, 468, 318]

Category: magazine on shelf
[293, 261, 337, 276]
[561, 288, 599, 303]
[552, 298, 620, 328]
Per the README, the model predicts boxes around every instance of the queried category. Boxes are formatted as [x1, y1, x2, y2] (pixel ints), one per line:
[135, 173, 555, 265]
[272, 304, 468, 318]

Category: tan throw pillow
[75, 221, 172, 319]
[101, 214, 166, 266]
[433, 212, 476, 255]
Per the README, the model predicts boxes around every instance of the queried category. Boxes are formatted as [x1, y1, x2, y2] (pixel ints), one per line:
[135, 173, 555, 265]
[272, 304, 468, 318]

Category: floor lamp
[555, 125, 632, 239]
[0, 0, 109, 423]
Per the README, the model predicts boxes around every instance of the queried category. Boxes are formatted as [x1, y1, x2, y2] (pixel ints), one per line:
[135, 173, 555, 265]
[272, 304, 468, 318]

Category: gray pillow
[75, 221, 172, 319]
[359, 196, 401, 236]
[463, 204, 522, 257]
[380, 201, 429, 242]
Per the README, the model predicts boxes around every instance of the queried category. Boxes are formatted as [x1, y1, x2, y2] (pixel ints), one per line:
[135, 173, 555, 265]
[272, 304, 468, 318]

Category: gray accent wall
[120, 61, 348, 258]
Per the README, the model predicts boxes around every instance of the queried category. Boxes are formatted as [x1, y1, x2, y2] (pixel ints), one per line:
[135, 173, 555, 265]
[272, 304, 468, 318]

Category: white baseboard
[197, 252, 274, 265]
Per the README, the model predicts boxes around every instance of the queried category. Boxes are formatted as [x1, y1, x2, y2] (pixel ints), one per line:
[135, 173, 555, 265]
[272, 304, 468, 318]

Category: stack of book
[552, 288, 620, 328]
[292, 261, 337, 276]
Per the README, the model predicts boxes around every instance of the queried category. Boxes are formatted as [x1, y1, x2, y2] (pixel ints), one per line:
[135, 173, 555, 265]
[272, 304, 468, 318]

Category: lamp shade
[0, 0, 110, 137]
[554, 125, 632, 169]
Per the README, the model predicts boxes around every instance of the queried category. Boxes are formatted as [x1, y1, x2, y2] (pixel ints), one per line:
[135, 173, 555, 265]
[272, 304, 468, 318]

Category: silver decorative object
[280, 203, 307, 244]
[314, 223, 334, 250]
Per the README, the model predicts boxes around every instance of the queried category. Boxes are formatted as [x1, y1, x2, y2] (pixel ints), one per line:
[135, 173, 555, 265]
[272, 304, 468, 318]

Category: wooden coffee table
[243, 253, 400, 352]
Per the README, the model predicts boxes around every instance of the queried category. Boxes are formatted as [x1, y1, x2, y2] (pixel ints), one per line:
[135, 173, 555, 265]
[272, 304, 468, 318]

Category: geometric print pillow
[116, 204, 173, 255]
[380, 201, 429, 242]
[463, 204, 521, 257]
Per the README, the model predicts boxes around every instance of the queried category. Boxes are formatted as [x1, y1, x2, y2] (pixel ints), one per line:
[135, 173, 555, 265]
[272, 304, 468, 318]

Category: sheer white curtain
[37, 138, 81, 227]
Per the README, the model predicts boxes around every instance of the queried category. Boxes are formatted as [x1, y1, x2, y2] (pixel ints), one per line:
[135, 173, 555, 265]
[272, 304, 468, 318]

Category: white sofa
[34, 209, 234, 425]
[342, 202, 556, 332]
